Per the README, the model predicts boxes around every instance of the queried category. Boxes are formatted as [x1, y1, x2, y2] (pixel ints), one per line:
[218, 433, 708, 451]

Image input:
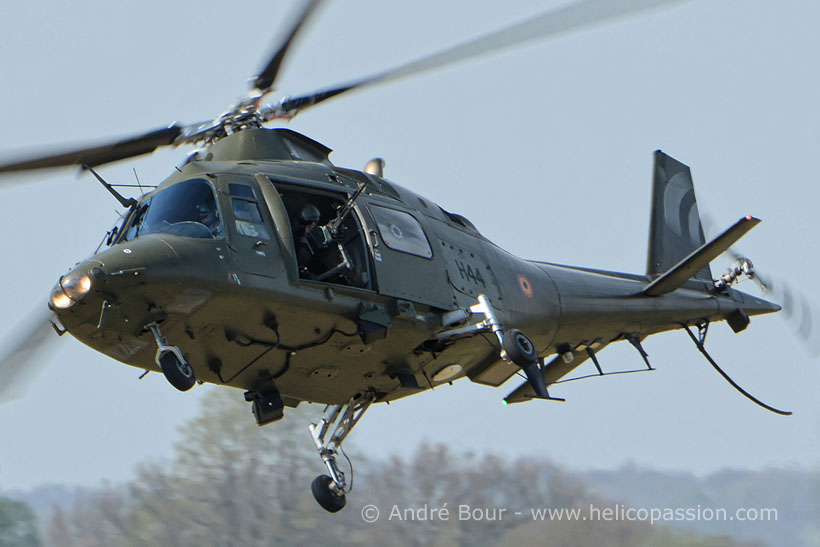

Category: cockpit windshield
[123, 179, 223, 241]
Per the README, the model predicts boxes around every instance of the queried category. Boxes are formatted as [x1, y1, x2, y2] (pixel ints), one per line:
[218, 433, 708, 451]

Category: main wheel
[502, 329, 538, 366]
[159, 351, 196, 392]
[311, 474, 346, 513]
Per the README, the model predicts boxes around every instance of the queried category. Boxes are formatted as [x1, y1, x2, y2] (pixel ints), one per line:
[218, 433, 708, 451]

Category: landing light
[50, 271, 92, 309]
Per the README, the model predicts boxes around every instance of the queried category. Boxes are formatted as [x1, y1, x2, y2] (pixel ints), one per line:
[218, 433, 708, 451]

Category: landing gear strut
[308, 392, 375, 512]
[148, 323, 196, 391]
[434, 294, 554, 400]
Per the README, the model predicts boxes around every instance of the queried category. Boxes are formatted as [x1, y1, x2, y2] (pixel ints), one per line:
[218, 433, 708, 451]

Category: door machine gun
[307, 183, 367, 283]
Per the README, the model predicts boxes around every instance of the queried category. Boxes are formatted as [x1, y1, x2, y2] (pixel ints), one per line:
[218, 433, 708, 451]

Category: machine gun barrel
[326, 183, 365, 236]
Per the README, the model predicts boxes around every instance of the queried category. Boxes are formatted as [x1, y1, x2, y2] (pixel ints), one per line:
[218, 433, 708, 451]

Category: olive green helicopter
[0, 0, 800, 512]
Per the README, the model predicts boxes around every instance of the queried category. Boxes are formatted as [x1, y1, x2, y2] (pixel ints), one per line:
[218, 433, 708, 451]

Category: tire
[159, 351, 196, 392]
[502, 329, 537, 366]
[311, 474, 346, 513]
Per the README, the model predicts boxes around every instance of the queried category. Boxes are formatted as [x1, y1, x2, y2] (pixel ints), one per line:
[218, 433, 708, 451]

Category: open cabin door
[262, 180, 373, 290]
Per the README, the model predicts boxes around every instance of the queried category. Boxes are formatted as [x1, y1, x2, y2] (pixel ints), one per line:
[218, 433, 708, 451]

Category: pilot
[197, 203, 221, 237]
[294, 203, 322, 277]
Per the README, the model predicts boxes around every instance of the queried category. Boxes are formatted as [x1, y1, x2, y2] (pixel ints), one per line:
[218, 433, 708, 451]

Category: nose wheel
[158, 350, 196, 391]
[149, 322, 196, 391]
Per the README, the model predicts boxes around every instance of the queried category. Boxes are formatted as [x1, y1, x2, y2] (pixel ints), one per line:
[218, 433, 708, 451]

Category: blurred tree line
[33, 390, 759, 547]
[0, 497, 39, 547]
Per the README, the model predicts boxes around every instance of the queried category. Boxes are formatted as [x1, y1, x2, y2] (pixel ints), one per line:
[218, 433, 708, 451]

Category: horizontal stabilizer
[643, 215, 760, 296]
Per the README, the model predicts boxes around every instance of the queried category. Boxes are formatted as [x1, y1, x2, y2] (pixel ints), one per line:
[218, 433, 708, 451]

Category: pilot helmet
[299, 204, 321, 225]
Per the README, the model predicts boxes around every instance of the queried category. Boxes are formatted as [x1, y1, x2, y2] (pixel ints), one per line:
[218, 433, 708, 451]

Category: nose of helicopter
[48, 236, 182, 327]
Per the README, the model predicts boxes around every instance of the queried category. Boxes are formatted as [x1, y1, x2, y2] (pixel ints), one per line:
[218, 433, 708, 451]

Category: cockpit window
[124, 179, 223, 240]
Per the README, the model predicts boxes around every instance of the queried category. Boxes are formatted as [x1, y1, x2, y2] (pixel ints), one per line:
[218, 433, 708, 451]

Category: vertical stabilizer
[647, 151, 711, 280]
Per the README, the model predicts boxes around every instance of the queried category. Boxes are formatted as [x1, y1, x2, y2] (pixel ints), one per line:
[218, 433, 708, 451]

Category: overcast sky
[0, 0, 818, 491]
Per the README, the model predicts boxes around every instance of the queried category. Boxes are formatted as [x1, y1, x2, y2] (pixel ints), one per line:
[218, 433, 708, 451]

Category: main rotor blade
[0, 308, 61, 403]
[0, 125, 182, 174]
[252, 0, 324, 94]
[278, 0, 689, 116]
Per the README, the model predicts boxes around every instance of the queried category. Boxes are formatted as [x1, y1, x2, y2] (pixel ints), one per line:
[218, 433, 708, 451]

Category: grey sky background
[0, 0, 818, 491]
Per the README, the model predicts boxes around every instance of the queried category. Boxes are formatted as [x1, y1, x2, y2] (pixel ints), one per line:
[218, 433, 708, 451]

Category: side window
[229, 184, 271, 240]
[369, 205, 432, 259]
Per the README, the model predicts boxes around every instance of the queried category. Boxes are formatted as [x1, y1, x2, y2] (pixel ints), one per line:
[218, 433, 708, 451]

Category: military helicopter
[0, 0, 807, 513]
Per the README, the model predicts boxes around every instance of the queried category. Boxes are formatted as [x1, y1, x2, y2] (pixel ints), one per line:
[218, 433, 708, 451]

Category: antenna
[132, 168, 145, 195]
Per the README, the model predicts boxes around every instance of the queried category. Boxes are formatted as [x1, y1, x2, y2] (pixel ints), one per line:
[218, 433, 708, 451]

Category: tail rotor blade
[769, 278, 819, 357]
[797, 298, 813, 343]
[702, 212, 818, 357]
[733, 267, 817, 357]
